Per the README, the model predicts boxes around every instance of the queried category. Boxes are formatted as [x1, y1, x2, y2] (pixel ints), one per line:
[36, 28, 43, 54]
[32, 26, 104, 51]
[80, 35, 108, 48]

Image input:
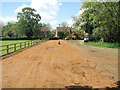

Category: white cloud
[0, 17, 17, 25]
[78, 9, 84, 15]
[50, 20, 57, 26]
[15, 4, 28, 13]
[76, 9, 84, 17]
[15, 0, 61, 20]
[58, 3, 62, 6]
[67, 19, 74, 27]
[1, 0, 62, 26]
[50, 20, 58, 29]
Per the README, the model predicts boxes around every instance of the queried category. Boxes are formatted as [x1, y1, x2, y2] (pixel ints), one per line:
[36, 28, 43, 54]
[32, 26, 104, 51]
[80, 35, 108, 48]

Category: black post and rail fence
[0, 40, 43, 57]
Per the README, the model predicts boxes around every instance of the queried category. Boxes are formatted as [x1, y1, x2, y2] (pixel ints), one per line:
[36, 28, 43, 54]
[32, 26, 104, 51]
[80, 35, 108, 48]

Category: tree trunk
[118, 1, 120, 43]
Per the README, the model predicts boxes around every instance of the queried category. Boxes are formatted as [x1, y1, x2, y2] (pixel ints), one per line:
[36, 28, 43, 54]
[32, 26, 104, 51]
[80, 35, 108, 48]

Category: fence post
[20, 43, 22, 49]
[24, 42, 26, 48]
[14, 44, 16, 51]
[7, 45, 9, 54]
[28, 41, 29, 47]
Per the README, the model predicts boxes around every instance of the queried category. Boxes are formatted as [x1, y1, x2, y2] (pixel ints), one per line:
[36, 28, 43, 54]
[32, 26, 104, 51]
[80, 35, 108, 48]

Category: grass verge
[84, 42, 120, 48]
[0, 40, 42, 56]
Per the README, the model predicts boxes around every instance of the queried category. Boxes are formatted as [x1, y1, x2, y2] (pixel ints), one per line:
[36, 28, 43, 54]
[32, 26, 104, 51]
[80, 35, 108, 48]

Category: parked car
[84, 36, 89, 42]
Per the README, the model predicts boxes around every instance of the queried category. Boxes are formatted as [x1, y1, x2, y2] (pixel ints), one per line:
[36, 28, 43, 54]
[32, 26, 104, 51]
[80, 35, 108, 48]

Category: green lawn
[0, 40, 41, 56]
[84, 42, 120, 48]
[1, 40, 29, 45]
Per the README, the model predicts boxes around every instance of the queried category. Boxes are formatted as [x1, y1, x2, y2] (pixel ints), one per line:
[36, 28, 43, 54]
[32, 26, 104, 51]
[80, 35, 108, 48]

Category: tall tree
[61, 22, 68, 27]
[73, 2, 119, 42]
[49, 30, 56, 37]
[61, 22, 69, 38]
[42, 23, 47, 27]
[17, 7, 41, 38]
[46, 23, 52, 31]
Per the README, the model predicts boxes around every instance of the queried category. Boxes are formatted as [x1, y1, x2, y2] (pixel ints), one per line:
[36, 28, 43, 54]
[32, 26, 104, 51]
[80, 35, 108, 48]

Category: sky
[0, 0, 83, 29]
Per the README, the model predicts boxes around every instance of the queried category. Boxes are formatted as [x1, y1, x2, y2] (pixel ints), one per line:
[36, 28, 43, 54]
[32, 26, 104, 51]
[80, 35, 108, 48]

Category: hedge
[1, 37, 41, 40]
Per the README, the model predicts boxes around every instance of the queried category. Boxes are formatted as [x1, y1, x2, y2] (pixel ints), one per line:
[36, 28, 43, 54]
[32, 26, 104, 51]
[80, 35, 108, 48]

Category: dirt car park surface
[1, 40, 119, 88]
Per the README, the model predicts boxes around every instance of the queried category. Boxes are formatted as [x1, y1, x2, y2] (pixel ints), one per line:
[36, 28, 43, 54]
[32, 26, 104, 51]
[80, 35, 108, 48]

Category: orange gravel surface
[1, 40, 118, 88]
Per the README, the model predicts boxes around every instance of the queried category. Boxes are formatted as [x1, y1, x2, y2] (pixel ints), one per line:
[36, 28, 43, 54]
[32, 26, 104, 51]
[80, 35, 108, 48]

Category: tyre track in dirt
[1, 40, 118, 88]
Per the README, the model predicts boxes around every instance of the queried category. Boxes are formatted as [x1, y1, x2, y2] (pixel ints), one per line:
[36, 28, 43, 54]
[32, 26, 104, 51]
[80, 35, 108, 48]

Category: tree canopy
[73, 2, 119, 43]
[2, 22, 16, 37]
[17, 7, 41, 38]
[61, 22, 68, 27]
[60, 22, 69, 38]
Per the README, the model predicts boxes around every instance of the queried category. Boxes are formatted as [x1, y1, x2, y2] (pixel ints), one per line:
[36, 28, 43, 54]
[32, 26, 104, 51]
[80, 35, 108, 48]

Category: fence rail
[0, 40, 42, 56]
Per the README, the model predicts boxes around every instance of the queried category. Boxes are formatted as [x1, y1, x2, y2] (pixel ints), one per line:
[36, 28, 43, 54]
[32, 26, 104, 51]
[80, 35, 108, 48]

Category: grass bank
[0, 40, 42, 56]
[84, 42, 120, 48]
